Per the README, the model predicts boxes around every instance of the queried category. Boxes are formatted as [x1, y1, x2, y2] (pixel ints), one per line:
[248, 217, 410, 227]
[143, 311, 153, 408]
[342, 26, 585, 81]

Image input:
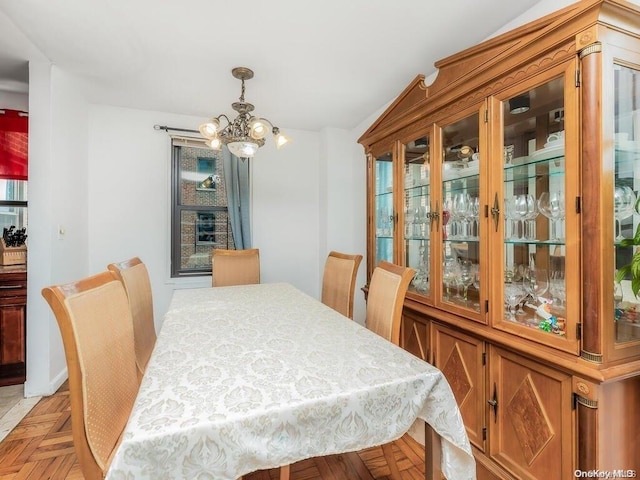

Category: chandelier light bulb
[249, 118, 269, 140]
[199, 119, 220, 139]
[207, 137, 222, 150]
[274, 130, 291, 149]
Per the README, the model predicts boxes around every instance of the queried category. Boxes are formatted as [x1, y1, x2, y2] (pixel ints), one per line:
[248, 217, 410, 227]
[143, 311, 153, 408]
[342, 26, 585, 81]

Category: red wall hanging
[0, 109, 28, 180]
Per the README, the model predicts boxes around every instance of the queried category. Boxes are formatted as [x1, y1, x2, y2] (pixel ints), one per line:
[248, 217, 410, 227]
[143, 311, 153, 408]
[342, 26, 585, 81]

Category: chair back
[42, 271, 139, 480]
[212, 248, 260, 287]
[366, 261, 416, 345]
[321, 251, 363, 318]
[107, 257, 157, 379]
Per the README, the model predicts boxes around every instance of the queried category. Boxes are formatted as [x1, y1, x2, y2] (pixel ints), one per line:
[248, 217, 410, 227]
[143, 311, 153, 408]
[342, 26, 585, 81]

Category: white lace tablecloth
[106, 283, 475, 480]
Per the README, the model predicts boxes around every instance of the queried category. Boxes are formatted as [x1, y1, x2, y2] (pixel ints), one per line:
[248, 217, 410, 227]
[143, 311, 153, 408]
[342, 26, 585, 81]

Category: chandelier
[198, 67, 291, 158]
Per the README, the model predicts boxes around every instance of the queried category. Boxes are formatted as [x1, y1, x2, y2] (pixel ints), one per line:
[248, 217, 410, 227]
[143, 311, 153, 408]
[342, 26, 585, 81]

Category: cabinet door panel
[439, 112, 484, 322]
[609, 48, 640, 360]
[433, 323, 485, 451]
[490, 62, 580, 355]
[402, 134, 432, 299]
[374, 151, 394, 266]
[401, 311, 429, 362]
[0, 305, 26, 364]
[489, 347, 572, 480]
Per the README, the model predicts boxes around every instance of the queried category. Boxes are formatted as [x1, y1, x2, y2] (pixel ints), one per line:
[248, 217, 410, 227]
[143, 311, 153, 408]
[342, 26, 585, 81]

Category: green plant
[615, 225, 640, 297]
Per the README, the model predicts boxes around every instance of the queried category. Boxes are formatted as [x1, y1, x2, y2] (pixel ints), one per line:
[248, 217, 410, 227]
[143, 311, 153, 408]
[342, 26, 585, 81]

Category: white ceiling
[0, 0, 549, 131]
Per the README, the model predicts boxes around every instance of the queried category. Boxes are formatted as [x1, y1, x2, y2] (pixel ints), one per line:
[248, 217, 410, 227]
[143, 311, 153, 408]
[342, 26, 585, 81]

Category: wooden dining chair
[365, 260, 416, 480]
[212, 248, 260, 287]
[321, 250, 363, 319]
[107, 257, 157, 380]
[366, 260, 416, 345]
[42, 271, 139, 480]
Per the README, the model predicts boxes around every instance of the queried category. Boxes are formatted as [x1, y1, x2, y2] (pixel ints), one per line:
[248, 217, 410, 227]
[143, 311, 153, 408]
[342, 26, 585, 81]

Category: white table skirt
[106, 283, 475, 479]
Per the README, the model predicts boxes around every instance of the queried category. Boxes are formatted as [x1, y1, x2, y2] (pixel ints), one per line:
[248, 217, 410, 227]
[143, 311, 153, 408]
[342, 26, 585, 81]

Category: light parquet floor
[0, 382, 427, 480]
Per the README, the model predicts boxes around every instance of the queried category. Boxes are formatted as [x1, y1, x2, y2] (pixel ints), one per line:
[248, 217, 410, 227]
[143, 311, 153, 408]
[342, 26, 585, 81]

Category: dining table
[105, 282, 476, 480]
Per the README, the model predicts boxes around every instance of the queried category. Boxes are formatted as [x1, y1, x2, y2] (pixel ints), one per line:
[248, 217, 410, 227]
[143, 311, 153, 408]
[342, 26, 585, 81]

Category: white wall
[252, 129, 322, 297]
[319, 127, 368, 324]
[0, 90, 27, 111]
[25, 63, 89, 396]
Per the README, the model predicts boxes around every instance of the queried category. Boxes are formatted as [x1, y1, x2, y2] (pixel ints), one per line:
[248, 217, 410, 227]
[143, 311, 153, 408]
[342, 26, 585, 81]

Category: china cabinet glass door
[613, 63, 640, 347]
[440, 114, 482, 316]
[495, 70, 579, 352]
[374, 151, 394, 265]
[403, 135, 431, 297]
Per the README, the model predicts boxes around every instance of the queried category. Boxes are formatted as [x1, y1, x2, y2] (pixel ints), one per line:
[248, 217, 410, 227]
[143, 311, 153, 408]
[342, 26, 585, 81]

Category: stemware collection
[442, 257, 481, 312]
[405, 187, 636, 243]
[401, 182, 634, 333]
[503, 192, 566, 241]
[440, 193, 480, 240]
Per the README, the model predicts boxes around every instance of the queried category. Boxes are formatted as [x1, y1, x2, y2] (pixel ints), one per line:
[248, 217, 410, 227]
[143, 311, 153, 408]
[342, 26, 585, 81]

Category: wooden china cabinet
[360, 1, 640, 478]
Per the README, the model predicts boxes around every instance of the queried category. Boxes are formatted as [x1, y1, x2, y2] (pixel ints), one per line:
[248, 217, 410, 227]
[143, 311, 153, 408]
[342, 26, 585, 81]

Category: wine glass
[523, 268, 549, 304]
[442, 257, 458, 300]
[614, 281, 623, 309]
[537, 191, 565, 241]
[404, 205, 415, 238]
[549, 270, 566, 309]
[453, 193, 471, 239]
[471, 197, 480, 239]
[523, 194, 538, 240]
[442, 198, 452, 239]
[513, 194, 529, 239]
[614, 186, 636, 242]
[459, 260, 474, 304]
[504, 283, 526, 321]
[504, 197, 516, 239]
[416, 205, 428, 239]
[472, 266, 481, 310]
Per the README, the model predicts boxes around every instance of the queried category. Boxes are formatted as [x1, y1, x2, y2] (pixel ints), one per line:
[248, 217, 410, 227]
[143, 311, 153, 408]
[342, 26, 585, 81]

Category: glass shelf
[504, 158, 565, 184]
[375, 190, 393, 198]
[444, 238, 480, 244]
[505, 239, 566, 246]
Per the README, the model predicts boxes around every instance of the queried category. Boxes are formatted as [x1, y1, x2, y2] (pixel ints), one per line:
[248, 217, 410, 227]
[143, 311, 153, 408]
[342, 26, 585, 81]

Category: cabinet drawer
[0, 272, 27, 298]
[0, 285, 26, 298]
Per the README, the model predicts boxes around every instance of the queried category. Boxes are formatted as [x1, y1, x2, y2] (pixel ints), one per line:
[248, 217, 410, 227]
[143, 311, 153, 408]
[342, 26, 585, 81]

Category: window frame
[170, 139, 234, 278]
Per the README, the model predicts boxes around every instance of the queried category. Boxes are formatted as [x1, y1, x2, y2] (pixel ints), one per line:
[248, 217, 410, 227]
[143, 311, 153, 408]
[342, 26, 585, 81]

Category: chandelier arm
[216, 114, 231, 126]
[254, 117, 280, 133]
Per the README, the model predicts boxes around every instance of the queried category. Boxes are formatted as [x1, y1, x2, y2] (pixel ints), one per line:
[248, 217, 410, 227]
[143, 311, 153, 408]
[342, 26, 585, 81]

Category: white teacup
[546, 131, 565, 144]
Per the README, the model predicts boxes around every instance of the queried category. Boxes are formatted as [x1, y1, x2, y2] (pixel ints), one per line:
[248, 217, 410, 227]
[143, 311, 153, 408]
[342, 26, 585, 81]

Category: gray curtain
[222, 146, 252, 249]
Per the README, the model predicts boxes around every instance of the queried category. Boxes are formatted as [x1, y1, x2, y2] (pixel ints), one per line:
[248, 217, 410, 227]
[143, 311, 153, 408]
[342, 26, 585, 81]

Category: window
[171, 137, 235, 277]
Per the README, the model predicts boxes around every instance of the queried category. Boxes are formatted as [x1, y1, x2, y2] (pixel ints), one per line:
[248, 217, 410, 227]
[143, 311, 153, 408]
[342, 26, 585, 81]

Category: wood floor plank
[342, 452, 376, 480]
[0, 381, 430, 480]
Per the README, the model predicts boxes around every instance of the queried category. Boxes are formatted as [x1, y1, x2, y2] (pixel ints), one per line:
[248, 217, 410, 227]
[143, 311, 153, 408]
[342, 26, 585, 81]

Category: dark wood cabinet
[0, 268, 26, 386]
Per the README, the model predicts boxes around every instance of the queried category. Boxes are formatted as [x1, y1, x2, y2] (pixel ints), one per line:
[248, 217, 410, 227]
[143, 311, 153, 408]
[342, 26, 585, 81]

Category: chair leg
[279, 464, 290, 480]
[382, 442, 402, 480]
